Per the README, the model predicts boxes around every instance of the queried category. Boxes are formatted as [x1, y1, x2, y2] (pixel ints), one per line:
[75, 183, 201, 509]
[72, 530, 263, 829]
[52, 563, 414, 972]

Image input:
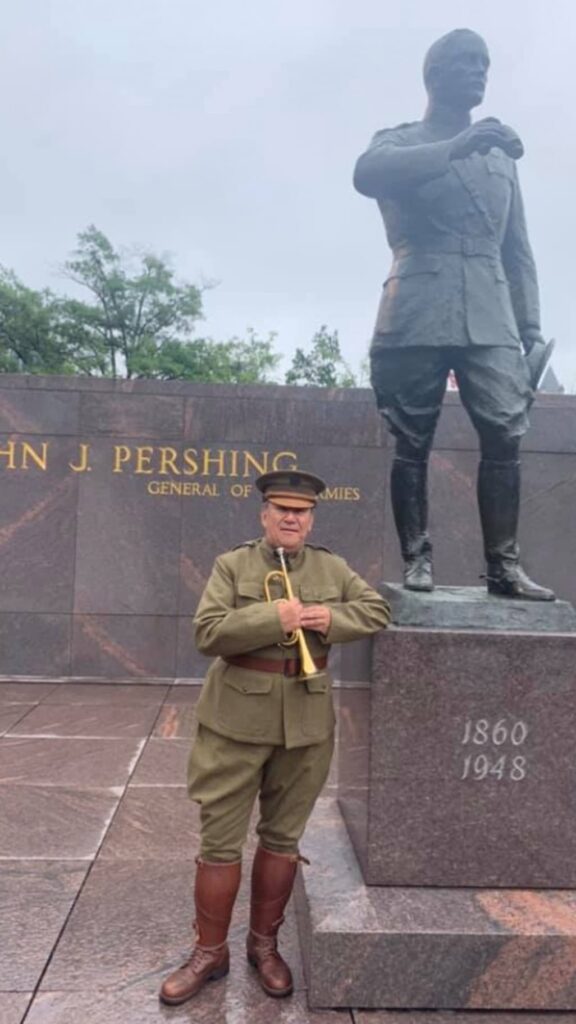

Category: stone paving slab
[352, 1015, 576, 1023]
[7, 701, 161, 738]
[41, 683, 169, 705]
[129, 737, 190, 785]
[98, 787, 199, 861]
[0, 785, 120, 859]
[0, 993, 32, 1024]
[0, 860, 88, 990]
[25, 990, 350, 1023]
[0, 736, 144, 787]
[40, 858, 305, 996]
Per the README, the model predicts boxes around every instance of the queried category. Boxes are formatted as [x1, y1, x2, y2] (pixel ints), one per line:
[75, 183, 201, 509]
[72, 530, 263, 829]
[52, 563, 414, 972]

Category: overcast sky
[1, 0, 575, 387]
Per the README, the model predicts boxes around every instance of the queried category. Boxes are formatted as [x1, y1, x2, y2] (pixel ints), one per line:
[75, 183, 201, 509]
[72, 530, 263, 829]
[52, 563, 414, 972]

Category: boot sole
[247, 953, 293, 998]
[159, 964, 229, 1006]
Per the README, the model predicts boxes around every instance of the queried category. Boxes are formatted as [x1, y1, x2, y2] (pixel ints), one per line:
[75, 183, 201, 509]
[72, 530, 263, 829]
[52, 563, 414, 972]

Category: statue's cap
[255, 470, 326, 509]
[423, 28, 489, 87]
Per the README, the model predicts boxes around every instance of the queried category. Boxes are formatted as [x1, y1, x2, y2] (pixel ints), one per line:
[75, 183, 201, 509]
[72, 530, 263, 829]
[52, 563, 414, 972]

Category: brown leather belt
[224, 654, 328, 677]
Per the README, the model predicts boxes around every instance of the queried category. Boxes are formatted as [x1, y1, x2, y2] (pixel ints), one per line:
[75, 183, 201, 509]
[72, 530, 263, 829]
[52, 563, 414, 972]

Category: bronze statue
[354, 28, 555, 600]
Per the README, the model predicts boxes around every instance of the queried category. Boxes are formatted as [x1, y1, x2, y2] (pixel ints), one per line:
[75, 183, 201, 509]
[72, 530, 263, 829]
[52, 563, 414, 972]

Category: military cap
[255, 469, 326, 509]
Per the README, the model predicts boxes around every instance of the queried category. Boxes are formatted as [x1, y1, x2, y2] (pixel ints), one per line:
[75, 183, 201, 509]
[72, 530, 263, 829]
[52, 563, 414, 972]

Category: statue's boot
[246, 846, 300, 997]
[159, 857, 241, 1006]
[391, 457, 434, 591]
[477, 459, 555, 601]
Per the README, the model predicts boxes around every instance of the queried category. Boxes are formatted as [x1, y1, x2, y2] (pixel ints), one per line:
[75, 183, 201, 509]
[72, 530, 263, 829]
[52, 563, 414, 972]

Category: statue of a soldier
[354, 28, 555, 600]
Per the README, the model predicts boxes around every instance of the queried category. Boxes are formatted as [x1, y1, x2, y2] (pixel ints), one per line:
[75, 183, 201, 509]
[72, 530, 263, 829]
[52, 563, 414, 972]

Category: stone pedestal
[295, 797, 576, 1011]
[295, 587, 576, 1011]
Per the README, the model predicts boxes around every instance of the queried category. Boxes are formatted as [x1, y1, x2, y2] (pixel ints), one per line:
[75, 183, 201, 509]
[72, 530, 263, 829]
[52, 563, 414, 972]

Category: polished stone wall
[0, 375, 573, 679]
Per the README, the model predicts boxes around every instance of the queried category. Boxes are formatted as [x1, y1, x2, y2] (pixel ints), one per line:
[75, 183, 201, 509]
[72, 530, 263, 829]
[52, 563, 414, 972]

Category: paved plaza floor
[0, 678, 362, 1024]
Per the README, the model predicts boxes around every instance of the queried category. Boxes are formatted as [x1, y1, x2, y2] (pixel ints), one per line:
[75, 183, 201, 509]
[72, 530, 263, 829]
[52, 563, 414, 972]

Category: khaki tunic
[194, 539, 391, 750]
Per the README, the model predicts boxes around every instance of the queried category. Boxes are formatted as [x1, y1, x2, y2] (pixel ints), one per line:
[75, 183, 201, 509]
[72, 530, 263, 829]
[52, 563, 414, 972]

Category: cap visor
[266, 494, 316, 509]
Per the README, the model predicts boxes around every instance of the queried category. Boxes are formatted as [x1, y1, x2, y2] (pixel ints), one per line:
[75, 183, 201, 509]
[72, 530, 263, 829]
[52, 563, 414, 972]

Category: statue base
[295, 797, 576, 1011]
[380, 582, 576, 632]
[294, 586, 576, 1010]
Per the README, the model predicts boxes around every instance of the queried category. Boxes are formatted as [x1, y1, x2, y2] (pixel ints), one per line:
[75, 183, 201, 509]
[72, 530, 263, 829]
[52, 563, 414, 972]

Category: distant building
[540, 365, 564, 393]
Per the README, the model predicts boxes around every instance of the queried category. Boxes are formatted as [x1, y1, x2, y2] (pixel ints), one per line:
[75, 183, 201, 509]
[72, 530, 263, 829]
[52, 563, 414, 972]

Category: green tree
[60, 225, 204, 378]
[285, 326, 357, 387]
[0, 268, 72, 374]
[0, 227, 282, 382]
[152, 329, 280, 383]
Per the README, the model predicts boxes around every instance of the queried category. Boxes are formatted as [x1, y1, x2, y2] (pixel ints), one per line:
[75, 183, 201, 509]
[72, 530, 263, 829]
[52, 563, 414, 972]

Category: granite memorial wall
[0, 374, 574, 680]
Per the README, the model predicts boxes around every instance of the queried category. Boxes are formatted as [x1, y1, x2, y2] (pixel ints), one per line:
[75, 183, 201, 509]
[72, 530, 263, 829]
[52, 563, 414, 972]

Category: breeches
[370, 346, 532, 460]
[188, 724, 334, 862]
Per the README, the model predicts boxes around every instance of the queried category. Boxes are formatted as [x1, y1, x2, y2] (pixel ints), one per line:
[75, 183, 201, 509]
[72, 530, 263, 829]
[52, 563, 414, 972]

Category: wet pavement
[0, 679, 352, 1024]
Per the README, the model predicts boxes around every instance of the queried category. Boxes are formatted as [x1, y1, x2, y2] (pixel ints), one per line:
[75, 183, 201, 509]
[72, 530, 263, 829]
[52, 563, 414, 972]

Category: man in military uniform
[354, 28, 555, 600]
[160, 470, 390, 1006]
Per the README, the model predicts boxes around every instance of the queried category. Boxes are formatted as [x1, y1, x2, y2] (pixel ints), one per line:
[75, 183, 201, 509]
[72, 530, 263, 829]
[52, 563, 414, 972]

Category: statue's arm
[353, 128, 452, 198]
[501, 168, 541, 343]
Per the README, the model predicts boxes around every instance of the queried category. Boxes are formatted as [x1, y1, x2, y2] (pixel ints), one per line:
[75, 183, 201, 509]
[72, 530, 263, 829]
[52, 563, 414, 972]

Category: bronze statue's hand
[276, 597, 303, 634]
[450, 119, 524, 161]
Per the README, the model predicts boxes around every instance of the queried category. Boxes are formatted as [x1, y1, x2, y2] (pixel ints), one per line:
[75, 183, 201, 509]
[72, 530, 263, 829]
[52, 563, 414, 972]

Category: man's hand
[450, 118, 524, 161]
[300, 604, 332, 636]
[276, 598, 303, 635]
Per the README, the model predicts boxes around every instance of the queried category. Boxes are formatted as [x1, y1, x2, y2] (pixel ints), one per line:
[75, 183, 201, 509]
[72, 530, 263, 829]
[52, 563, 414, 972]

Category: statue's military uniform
[356, 119, 536, 453]
[189, 537, 390, 861]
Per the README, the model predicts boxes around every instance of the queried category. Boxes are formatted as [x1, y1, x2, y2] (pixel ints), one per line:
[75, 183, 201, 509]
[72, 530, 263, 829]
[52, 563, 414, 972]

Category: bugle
[264, 546, 321, 679]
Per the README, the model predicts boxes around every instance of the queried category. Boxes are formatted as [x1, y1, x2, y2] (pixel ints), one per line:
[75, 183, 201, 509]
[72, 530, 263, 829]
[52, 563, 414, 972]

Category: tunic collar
[259, 538, 306, 571]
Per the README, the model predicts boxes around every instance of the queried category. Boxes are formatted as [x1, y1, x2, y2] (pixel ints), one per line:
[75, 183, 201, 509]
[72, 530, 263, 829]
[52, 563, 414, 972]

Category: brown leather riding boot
[159, 857, 241, 1006]
[246, 846, 301, 998]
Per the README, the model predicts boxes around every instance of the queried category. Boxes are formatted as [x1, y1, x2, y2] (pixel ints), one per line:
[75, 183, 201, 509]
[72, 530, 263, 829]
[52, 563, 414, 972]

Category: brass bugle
[264, 546, 321, 679]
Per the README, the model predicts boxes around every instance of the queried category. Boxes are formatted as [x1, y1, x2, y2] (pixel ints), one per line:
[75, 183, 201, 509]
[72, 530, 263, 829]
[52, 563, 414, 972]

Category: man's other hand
[300, 605, 332, 635]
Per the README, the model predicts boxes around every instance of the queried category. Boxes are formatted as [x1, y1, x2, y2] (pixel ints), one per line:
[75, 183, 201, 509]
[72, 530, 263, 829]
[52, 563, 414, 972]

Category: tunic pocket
[216, 665, 273, 736]
[376, 255, 442, 336]
[235, 581, 264, 607]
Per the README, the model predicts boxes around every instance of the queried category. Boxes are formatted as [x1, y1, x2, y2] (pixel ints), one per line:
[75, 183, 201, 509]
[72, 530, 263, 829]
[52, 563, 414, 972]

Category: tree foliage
[0, 269, 72, 374]
[0, 227, 281, 382]
[285, 326, 357, 387]
[60, 226, 204, 378]
[0, 228, 359, 387]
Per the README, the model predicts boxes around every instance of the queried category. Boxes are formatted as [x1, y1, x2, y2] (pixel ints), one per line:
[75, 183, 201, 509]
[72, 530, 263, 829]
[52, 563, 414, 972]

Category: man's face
[430, 42, 490, 110]
[261, 501, 314, 554]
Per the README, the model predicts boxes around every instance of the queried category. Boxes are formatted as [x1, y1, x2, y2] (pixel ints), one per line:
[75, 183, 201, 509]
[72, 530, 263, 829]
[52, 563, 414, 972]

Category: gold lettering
[159, 447, 180, 475]
[229, 449, 239, 477]
[0, 442, 17, 469]
[69, 443, 91, 473]
[135, 447, 154, 474]
[231, 483, 252, 498]
[113, 445, 132, 473]
[21, 442, 48, 470]
[319, 485, 362, 502]
[271, 451, 298, 471]
[183, 448, 199, 475]
[147, 481, 160, 495]
[202, 449, 227, 477]
[242, 451, 269, 478]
